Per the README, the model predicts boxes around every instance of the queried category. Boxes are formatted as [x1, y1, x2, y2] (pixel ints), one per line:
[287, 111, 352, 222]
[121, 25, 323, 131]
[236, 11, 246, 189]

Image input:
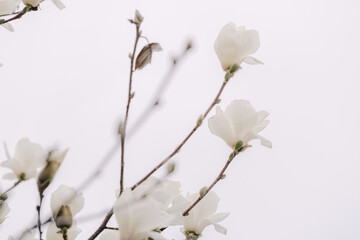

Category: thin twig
[37, 194, 44, 240]
[127, 42, 192, 137]
[105, 227, 119, 231]
[89, 71, 233, 240]
[0, 179, 22, 199]
[1, 5, 33, 24]
[182, 149, 239, 216]
[131, 73, 231, 190]
[120, 22, 141, 194]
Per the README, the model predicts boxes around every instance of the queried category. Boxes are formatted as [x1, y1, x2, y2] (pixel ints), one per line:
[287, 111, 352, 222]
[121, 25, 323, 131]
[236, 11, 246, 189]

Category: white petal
[49, 148, 68, 164]
[0, 201, 10, 224]
[46, 222, 81, 240]
[50, 185, 84, 218]
[14, 138, 45, 169]
[208, 106, 236, 147]
[51, 0, 65, 10]
[1, 22, 14, 32]
[3, 172, 17, 180]
[224, 100, 258, 141]
[212, 222, 228, 235]
[99, 229, 120, 240]
[0, 0, 20, 15]
[18, 230, 36, 240]
[147, 231, 168, 240]
[209, 212, 230, 222]
[242, 56, 263, 65]
[243, 132, 272, 148]
[1, 159, 21, 178]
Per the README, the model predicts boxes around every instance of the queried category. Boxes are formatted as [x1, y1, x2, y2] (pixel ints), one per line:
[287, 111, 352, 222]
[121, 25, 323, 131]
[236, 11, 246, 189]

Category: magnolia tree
[0, 1, 271, 240]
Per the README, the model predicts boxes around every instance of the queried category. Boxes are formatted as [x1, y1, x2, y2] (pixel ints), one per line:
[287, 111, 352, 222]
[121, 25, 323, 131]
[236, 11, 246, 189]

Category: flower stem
[37, 193, 44, 240]
[0, 179, 22, 199]
[62, 227, 68, 240]
[182, 149, 239, 216]
[1, 5, 34, 25]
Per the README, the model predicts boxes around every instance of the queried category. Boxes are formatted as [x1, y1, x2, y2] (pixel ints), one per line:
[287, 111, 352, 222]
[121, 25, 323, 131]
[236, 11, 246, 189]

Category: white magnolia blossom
[208, 99, 272, 149]
[22, 0, 65, 9]
[46, 222, 81, 240]
[50, 185, 84, 230]
[174, 191, 229, 236]
[0, 0, 20, 15]
[100, 188, 173, 240]
[215, 22, 263, 71]
[132, 177, 183, 225]
[1, 138, 46, 180]
[0, 200, 10, 224]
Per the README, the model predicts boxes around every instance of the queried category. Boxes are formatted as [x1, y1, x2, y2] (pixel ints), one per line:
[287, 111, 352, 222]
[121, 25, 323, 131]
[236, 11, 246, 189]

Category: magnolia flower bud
[134, 9, 143, 24]
[37, 148, 68, 194]
[135, 43, 162, 70]
[22, 0, 41, 7]
[56, 205, 73, 228]
[214, 22, 263, 71]
[208, 99, 272, 149]
[51, 185, 84, 230]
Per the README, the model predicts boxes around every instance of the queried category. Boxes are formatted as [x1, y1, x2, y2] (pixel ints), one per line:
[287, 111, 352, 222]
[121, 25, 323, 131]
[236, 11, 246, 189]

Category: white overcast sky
[1, 0, 360, 239]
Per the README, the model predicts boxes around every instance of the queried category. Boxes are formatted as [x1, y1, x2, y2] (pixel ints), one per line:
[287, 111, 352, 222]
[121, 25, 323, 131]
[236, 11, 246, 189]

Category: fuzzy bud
[55, 205, 73, 229]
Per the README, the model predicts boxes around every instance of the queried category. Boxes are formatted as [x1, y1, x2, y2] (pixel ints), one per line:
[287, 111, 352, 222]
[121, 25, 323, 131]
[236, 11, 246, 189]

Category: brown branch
[120, 22, 141, 194]
[131, 73, 231, 190]
[127, 41, 192, 137]
[1, 5, 34, 25]
[0, 179, 22, 199]
[36, 194, 44, 240]
[182, 150, 238, 216]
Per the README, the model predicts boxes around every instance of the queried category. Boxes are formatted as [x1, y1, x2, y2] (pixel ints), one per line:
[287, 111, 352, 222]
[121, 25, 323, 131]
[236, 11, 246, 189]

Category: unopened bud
[167, 162, 175, 174]
[134, 9, 143, 24]
[199, 186, 208, 198]
[196, 115, 204, 127]
[37, 160, 61, 194]
[186, 40, 193, 51]
[216, 98, 221, 104]
[56, 205, 73, 229]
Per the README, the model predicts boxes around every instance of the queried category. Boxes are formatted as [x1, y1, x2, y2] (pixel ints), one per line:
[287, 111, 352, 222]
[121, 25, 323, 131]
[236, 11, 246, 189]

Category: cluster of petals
[1, 138, 45, 180]
[215, 22, 263, 71]
[208, 99, 271, 149]
[101, 187, 175, 240]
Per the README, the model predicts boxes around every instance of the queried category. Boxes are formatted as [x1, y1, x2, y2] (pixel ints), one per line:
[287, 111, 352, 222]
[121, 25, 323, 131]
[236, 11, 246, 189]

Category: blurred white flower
[174, 191, 229, 236]
[50, 0, 65, 10]
[102, 189, 173, 240]
[46, 222, 81, 240]
[0, 0, 20, 15]
[133, 177, 183, 225]
[22, 0, 40, 7]
[208, 99, 271, 149]
[215, 22, 263, 71]
[1, 22, 14, 32]
[50, 185, 84, 229]
[1, 138, 46, 180]
[0, 200, 10, 224]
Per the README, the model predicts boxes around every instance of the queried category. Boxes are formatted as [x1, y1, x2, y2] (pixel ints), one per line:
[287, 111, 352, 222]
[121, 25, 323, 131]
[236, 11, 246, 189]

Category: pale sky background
[1, 0, 360, 239]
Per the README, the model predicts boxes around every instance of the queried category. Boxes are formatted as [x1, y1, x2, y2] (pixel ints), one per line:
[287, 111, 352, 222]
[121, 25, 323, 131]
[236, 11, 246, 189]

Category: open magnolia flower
[208, 99, 271, 149]
[22, 0, 65, 9]
[174, 191, 229, 237]
[215, 22, 262, 71]
[1, 138, 46, 180]
[100, 188, 174, 240]
[50, 185, 84, 232]
[0, 200, 10, 224]
[46, 222, 81, 240]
